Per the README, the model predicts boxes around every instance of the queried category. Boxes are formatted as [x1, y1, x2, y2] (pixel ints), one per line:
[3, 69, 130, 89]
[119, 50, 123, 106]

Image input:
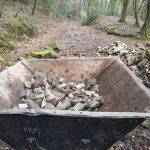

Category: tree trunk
[31, 0, 37, 15]
[116, 0, 121, 16]
[140, 0, 150, 38]
[108, 0, 117, 16]
[120, 0, 129, 22]
[134, 0, 140, 27]
[138, 0, 146, 14]
[87, 0, 92, 18]
[14, 0, 23, 17]
[0, 0, 4, 17]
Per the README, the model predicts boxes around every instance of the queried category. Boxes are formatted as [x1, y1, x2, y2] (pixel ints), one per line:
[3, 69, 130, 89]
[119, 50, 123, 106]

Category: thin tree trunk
[138, 0, 146, 13]
[119, 0, 129, 22]
[87, 0, 92, 18]
[14, 0, 23, 17]
[116, 0, 121, 16]
[140, 0, 150, 38]
[105, 0, 107, 9]
[31, 0, 37, 15]
[0, 0, 4, 17]
[134, 0, 140, 27]
[108, 0, 117, 16]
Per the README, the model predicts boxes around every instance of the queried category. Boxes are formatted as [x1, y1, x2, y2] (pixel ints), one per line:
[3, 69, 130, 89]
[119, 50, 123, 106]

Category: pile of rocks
[97, 41, 150, 88]
[97, 41, 129, 56]
[16, 71, 105, 111]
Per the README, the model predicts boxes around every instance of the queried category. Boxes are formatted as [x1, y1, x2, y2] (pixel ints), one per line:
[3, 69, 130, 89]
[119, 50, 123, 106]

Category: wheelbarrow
[0, 58, 149, 150]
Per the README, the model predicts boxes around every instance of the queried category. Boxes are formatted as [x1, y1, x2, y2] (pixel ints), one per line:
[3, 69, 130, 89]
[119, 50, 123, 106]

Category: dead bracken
[15, 71, 105, 111]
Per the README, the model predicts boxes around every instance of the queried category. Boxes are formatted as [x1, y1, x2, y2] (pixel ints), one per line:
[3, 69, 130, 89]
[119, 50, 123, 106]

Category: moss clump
[0, 29, 16, 54]
[50, 42, 59, 51]
[25, 42, 59, 59]
[25, 47, 58, 59]
[6, 19, 35, 40]
[0, 56, 5, 63]
[4, 61, 13, 67]
[146, 49, 150, 56]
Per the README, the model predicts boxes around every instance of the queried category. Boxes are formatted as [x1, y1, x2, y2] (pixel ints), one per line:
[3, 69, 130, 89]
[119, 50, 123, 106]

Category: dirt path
[0, 20, 149, 71]
[55, 21, 148, 51]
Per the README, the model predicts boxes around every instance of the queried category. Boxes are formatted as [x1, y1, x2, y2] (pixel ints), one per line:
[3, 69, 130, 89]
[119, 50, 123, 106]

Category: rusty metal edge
[114, 57, 150, 97]
[0, 109, 149, 118]
[21, 57, 115, 62]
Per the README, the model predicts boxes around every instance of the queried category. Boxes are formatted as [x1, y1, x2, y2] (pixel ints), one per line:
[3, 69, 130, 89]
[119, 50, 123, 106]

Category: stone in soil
[44, 103, 55, 109]
[24, 81, 32, 88]
[33, 87, 44, 94]
[22, 98, 40, 109]
[57, 98, 71, 110]
[18, 103, 28, 109]
[26, 89, 33, 98]
[70, 102, 86, 111]
[33, 77, 44, 88]
[31, 93, 45, 100]
[87, 100, 100, 109]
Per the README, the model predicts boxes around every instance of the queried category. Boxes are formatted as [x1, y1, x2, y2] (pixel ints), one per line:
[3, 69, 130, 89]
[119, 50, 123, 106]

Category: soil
[0, 16, 149, 149]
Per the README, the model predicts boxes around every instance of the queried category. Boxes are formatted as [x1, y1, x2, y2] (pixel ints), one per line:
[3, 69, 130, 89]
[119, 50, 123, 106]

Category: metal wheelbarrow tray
[0, 58, 149, 150]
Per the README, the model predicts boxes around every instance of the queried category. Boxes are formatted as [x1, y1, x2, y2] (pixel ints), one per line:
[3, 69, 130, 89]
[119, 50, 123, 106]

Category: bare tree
[120, 0, 129, 22]
[0, 0, 4, 17]
[140, 0, 150, 38]
[31, 0, 37, 15]
[14, 0, 23, 17]
[134, 0, 140, 27]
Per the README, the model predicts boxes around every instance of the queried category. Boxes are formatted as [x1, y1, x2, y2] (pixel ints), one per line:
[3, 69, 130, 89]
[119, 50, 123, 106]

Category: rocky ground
[97, 41, 150, 88]
[0, 17, 150, 149]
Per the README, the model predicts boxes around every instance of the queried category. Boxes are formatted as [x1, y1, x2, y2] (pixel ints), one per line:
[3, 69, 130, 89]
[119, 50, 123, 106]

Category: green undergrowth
[0, 17, 37, 54]
[6, 18, 36, 41]
[0, 56, 5, 63]
[0, 29, 16, 54]
[81, 7, 99, 25]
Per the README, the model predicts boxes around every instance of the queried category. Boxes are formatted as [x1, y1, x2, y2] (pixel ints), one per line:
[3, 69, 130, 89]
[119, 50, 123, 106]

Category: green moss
[4, 61, 13, 67]
[50, 42, 59, 51]
[17, 56, 26, 61]
[0, 56, 5, 63]
[25, 47, 58, 59]
[146, 49, 150, 56]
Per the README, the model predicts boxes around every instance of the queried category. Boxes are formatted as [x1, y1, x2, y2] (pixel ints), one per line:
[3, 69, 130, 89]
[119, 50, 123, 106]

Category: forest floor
[0, 16, 149, 71]
[97, 16, 143, 37]
[0, 15, 150, 149]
